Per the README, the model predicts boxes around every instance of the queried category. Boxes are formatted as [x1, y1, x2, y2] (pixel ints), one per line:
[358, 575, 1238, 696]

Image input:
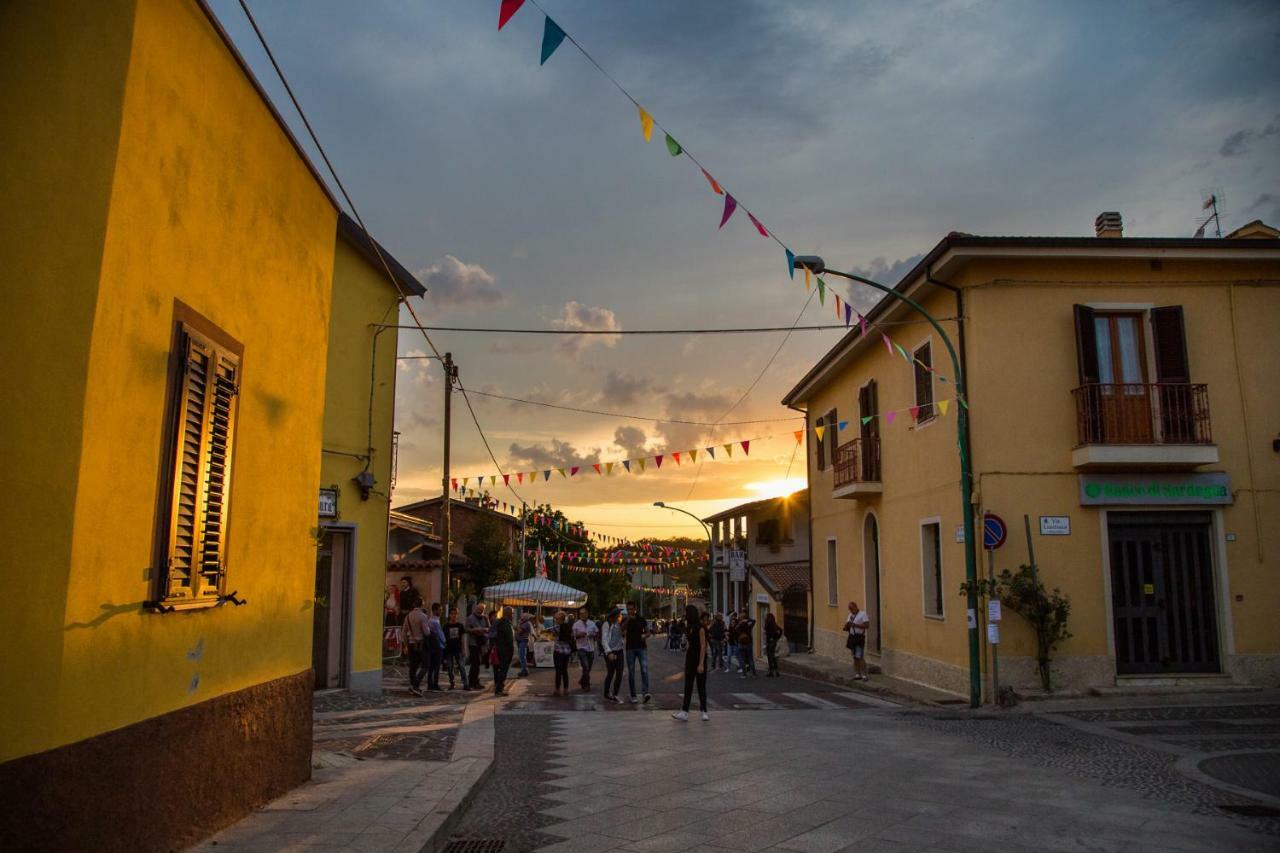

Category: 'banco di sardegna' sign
[1078, 472, 1231, 506]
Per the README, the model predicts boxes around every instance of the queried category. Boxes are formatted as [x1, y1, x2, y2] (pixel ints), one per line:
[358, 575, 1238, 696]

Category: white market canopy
[482, 577, 587, 609]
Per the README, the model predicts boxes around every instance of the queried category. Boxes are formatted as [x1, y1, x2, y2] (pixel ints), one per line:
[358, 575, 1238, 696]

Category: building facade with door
[314, 215, 424, 693]
[783, 217, 1279, 695]
[705, 492, 811, 654]
[0, 1, 418, 848]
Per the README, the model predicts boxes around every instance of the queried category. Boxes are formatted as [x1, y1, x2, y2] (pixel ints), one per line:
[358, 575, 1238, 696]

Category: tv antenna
[1194, 192, 1222, 238]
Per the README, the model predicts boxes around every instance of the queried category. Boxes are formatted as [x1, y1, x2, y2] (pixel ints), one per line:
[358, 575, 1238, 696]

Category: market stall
[482, 577, 588, 668]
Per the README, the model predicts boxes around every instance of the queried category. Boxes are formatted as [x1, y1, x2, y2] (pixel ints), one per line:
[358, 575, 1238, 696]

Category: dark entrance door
[782, 583, 809, 653]
[1109, 512, 1218, 675]
[313, 529, 352, 689]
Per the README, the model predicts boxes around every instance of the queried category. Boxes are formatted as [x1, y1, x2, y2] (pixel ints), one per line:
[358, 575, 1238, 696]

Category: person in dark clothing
[402, 595, 429, 696]
[442, 606, 465, 689]
[492, 608, 515, 696]
[672, 605, 709, 721]
[465, 603, 490, 690]
[709, 613, 727, 671]
[623, 601, 651, 704]
[397, 576, 417, 623]
[552, 610, 574, 696]
[426, 602, 446, 690]
[764, 612, 784, 677]
[735, 612, 758, 677]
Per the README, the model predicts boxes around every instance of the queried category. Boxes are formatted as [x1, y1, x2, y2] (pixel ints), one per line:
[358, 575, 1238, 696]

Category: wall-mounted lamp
[355, 470, 376, 500]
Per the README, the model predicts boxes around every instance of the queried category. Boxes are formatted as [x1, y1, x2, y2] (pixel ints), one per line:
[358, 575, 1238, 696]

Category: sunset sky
[213, 0, 1280, 539]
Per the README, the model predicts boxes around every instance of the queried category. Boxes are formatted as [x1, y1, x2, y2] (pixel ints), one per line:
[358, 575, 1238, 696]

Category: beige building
[783, 215, 1280, 697]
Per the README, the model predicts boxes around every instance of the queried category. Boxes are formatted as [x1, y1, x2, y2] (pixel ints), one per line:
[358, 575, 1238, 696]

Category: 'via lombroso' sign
[1078, 473, 1231, 506]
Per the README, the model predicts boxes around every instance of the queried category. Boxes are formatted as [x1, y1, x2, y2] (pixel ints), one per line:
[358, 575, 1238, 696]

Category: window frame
[912, 340, 935, 425]
[919, 518, 944, 619]
[153, 303, 244, 612]
[826, 537, 839, 607]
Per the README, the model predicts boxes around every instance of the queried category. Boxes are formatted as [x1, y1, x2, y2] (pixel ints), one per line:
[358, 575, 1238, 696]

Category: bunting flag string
[499, 0, 967, 404]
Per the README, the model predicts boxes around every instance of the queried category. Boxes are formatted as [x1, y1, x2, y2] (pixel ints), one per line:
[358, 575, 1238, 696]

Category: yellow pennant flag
[723, 443, 733, 458]
[814, 425, 826, 442]
[490, 475, 496, 486]
[688, 449, 698, 464]
[804, 267, 812, 291]
[637, 457, 647, 472]
[606, 461, 614, 475]
[557, 468, 566, 478]
[938, 399, 950, 416]
[637, 105, 654, 142]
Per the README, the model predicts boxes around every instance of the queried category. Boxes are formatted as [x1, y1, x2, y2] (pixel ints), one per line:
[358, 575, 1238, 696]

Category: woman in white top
[600, 608, 626, 703]
[845, 601, 871, 681]
[572, 606, 598, 691]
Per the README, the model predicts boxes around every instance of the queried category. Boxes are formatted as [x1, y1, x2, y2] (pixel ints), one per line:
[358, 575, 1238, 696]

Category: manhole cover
[444, 840, 506, 853]
[1217, 804, 1280, 818]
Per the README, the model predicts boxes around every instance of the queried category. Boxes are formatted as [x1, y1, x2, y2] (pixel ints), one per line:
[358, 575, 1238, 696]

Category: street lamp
[793, 255, 981, 709]
[653, 502, 713, 619]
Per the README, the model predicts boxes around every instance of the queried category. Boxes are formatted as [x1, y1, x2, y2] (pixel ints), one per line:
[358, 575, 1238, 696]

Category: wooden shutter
[1073, 304, 1100, 384]
[1150, 306, 1189, 382]
[828, 408, 838, 466]
[163, 328, 238, 604]
[913, 344, 933, 420]
[814, 413, 826, 472]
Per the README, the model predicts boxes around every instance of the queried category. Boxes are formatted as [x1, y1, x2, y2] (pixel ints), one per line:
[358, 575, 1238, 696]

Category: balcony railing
[1073, 383, 1212, 446]
[834, 437, 881, 489]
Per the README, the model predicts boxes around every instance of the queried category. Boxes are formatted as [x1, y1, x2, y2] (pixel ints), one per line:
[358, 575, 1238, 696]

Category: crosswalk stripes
[834, 690, 902, 709]
[525, 690, 894, 711]
[782, 692, 845, 709]
[729, 693, 778, 707]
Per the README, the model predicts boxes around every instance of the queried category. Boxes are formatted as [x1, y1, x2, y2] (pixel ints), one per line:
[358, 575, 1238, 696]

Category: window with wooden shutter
[913, 342, 934, 422]
[161, 324, 240, 608]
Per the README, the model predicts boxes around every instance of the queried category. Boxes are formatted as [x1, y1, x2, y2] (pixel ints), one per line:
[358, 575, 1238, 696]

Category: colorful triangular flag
[592, 463, 601, 475]
[540, 16, 566, 64]
[938, 400, 950, 416]
[498, 0, 526, 30]
[503, 474, 510, 486]
[689, 449, 698, 463]
[606, 461, 615, 475]
[637, 105, 654, 142]
[786, 248, 796, 279]
[747, 212, 768, 237]
[622, 460, 631, 472]
[909, 406, 920, 421]
[719, 193, 737, 229]
[860, 416, 872, 426]
[882, 334, 893, 355]
[817, 277, 825, 305]
[794, 430, 804, 444]
[701, 168, 723, 195]
[844, 303, 853, 326]
[543, 470, 552, 481]
[705, 446, 715, 459]
[672, 451, 681, 465]
[570, 466, 580, 477]
[885, 411, 897, 425]
[723, 443, 733, 458]
[838, 420, 848, 431]
[814, 425, 826, 442]
[858, 313, 867, 336]
[740, 440, 750, 455]
[804, 267, 812, 291]
[637, 458, 647, 472]
[655, 455, 664, 469]
[894, 342, 911, 364]
[664, 133, 682, 156]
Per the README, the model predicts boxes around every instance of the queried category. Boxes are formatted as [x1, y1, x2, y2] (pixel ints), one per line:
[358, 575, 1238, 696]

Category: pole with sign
[983, 512, 1006, 705]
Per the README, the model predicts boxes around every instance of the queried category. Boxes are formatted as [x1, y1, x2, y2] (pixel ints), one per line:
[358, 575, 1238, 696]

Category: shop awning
[482, 577, 588, 608]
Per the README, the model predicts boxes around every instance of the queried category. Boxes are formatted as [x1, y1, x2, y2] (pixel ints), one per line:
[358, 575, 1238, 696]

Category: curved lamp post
[653, 501, 712, 617]
[793, 255, 981, 709]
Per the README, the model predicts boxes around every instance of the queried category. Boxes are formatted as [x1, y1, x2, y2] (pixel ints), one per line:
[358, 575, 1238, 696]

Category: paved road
[441, 640, 1280, 852]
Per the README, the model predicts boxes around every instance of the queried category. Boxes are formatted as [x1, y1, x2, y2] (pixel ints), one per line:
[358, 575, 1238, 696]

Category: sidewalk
[197, 670, 527, 852]
[777, 651, 964, 706]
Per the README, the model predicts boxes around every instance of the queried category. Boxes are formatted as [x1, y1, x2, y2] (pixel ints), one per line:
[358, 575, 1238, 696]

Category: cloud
[612, 426, 650, 458]
[416, 255, 504, 308]
[600, 370, 654, 406]
[1246, 193, 1280, 224]
[552, 301, 622, 358]
[1219, 114, 1279, 158]
[845, 254, 925, 313]
[507, 439, 601, 469]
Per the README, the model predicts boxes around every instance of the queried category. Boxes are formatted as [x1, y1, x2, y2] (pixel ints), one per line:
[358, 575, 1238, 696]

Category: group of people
[549, 602, 653, 704]
[704, 609, 785, 678]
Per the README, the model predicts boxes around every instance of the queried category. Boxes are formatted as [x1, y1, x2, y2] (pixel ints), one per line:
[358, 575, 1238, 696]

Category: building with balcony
[782, 215, 1279, 696]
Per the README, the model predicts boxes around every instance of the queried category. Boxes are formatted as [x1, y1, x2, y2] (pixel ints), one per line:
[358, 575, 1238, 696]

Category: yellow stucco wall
[320, 238, 402, 683]
[803, 255, 1280, 693]
[0, 0, 140, 759]
[1, 0, 338, 762]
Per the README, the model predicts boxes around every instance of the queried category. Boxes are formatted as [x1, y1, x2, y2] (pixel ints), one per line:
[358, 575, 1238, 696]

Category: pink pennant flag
[885, 410, 897, 425]
[882, 334, 893, 355]
[747, 212, 769, 237]
[700, 168, 724, 195]
[570, 466, 580, 477]
[497, 0, 526, 30]
[909, 406, 920, 421]
[740, 440, 750, 455]
[719, 193, 737, 228]
[858, 313, 867, 336]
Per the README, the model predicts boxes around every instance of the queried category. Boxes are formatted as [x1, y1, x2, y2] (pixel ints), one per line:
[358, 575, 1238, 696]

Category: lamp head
[653, 501, 665, 507]
[793, 255, 826, 275]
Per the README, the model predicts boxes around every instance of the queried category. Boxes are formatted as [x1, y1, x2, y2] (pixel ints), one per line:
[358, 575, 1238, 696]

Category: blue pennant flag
[540, 17, 566, 65]
[786, 249, 796, 280]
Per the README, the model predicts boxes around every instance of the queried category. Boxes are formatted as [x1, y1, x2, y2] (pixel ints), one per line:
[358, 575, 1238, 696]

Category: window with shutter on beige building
[158, 322, 241, 609]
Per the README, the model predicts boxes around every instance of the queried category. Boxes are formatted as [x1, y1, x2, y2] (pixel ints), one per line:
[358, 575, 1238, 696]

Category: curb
[777, 657, 948, 708]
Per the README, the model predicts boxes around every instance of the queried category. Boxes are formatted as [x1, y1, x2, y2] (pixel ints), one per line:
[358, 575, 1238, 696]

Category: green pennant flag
[664, 133, 682, 156]
[817, 277, 826, 305]
[861, 415, 873, 426]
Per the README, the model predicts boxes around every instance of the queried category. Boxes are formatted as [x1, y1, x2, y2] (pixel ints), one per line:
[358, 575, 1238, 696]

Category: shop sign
[729, 549, 746, 582]
[1039, 516, 1071, 536]
[1079, 473, 1231, 506]
[319, 487, 339, 518]
[756, 593, 769, 604]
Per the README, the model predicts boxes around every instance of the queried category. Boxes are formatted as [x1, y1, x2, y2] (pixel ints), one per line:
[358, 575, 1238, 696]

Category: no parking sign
[982, 513, 1007, 551]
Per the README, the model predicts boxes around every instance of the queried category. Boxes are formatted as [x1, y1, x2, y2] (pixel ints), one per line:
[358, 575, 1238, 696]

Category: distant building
[705, 492, 811, 652]
[783, 214, 1280, 696]
[392, 496, 524, 601]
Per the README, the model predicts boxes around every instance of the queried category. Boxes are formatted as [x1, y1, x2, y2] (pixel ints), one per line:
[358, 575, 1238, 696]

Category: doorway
[313, 528, 353, 689]
[863, 514, 882, 654]
[1108, 512, 1219, 675]
[782, 583, 808, 652]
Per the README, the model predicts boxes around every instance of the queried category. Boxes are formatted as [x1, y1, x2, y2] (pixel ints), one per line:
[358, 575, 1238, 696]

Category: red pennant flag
[516, 472, 524, 484]
[497, 0, 525, 30]
[909, 406, 920, 421]
[741, 440, 750, 455]
[503, 474, 510, 486]
[570, 466, 580, 477]
[593, 463, 601, 475]
[672, 451, 681, 465]
[451, 478, 458, 491]
[700, 168, 723, 195]
[655, 455, 664, 469]
[794, 430, 803, 444]
[747, 212, 769, 237]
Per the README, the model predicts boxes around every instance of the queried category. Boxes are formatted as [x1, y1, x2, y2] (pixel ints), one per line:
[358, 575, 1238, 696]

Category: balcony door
[857, 381, 880, 481]
[1094, 312, 1152, 442]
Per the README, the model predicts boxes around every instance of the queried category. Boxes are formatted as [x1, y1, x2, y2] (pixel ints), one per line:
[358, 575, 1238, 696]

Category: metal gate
[782, 583, 809, 652]
[1108, 512, 1218, 675]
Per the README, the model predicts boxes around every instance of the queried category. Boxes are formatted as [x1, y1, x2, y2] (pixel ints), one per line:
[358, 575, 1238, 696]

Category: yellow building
[783, 215, 1280, 697]
[0, 1, 419, 847]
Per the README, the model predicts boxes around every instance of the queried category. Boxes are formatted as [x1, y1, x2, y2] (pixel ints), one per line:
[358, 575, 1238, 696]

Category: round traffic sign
[983, 513, 1007, 550]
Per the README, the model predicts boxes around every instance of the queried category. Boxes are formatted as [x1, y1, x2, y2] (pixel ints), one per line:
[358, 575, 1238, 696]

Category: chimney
[1095, 211, 1123, 238]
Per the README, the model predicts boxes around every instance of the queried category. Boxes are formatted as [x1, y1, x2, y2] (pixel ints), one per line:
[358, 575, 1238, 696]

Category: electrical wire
[461, 389, 803, 426]
[379, 322, 945, 336]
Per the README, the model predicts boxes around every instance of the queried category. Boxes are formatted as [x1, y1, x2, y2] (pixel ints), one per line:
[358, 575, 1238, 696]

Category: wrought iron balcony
[833, 437, 881, 498]
[1071, 383, 1217, 468]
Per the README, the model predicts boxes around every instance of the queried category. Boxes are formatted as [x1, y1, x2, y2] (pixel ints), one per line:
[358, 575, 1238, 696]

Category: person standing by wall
[443, 606, 465, 690]
[764, 612, 783, 677]
[426, 602, 446, 691]
[493, 607, 515, 696]
[600, 608, 625, 704]
[844, 601, 871, 681]
[465, 602, 490, 691]
[552, 610, 573, 697]
[402, 595, 429, 697]
[397, 576, 418, 624]
[709, 612, 727, 672]
[735, 610, 758, 678]
[623, 601, 651, 704]
[672, 605, 709, 722]
[572, 606, 598, 691]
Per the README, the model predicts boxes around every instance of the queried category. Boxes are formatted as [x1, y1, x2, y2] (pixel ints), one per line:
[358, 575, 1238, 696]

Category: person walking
[426, 602, 446, 691]
[764, 612, 783, 677]
[600, 608, 625, 703]
[672, 605, 709, 722]
[465, 602, 490, 690]
[667, 615, 682, 652]
[709, 612, 727, 672]
[552, 610, 573, 696]
[572, 606, 598, 691]
[735, 610, 758, 677]
[623, 601, 651, 704]
[515, 612, 534, 677]
[492, 607, 515, 696]
[402, 595, 430, 696]
[443, 606, 465, 690]
[844, 601, 871, 681]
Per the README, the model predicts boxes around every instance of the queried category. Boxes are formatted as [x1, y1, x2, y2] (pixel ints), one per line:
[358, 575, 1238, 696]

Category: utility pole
[519, 501, 528, 579]
[440, 352, 455, 605]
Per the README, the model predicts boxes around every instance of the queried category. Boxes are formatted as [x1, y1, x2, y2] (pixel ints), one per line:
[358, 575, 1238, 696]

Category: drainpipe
[926, 272, 976, 496]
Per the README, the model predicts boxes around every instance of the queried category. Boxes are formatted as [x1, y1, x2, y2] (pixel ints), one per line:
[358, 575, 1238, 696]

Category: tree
[961, 564, 1072, 692]
[461, 513, 515, 596]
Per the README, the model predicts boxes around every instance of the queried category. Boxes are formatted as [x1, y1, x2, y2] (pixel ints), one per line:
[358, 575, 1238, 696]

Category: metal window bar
[1072, 383, 1211, 446]
[833, 437, 881, 490]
